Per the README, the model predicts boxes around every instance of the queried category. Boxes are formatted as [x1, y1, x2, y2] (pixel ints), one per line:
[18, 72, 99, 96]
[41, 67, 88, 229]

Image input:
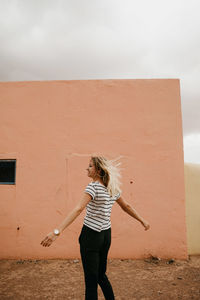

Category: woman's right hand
[141, 220, 150, 231]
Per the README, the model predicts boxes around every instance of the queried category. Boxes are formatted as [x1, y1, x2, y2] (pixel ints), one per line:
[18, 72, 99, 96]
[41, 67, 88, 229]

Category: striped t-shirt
[84, 181, 120, 232]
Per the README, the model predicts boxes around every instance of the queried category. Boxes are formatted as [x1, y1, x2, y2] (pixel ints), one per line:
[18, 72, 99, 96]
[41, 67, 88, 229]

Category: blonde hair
[91, 156, 121, 197]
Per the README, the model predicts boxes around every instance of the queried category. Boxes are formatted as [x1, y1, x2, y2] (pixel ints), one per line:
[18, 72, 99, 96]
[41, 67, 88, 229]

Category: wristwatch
[53, 229, 60, 236]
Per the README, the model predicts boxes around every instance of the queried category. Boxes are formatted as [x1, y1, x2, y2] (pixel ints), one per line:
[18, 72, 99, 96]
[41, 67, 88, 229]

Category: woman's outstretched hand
[40, 232, 58, 247]
[141, 220, 150, 231]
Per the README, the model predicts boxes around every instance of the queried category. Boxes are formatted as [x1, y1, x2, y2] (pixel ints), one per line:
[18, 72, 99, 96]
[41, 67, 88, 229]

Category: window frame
[0, 159, 16, 185]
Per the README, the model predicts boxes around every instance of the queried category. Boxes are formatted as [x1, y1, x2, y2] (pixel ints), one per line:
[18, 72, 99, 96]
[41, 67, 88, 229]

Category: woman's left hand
[40, 232, 58, 247]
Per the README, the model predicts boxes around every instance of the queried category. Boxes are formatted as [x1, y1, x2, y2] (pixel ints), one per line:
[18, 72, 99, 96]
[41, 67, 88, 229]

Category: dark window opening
[0, 160, 16, 184]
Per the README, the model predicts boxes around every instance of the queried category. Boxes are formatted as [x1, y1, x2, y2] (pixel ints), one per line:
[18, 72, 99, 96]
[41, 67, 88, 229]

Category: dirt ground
[0, 256, 200, 300]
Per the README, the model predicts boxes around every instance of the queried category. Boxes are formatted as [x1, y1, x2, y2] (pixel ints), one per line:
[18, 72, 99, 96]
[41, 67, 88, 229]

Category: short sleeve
[85, 183, 96, 200]
[115, 192, 121, 200]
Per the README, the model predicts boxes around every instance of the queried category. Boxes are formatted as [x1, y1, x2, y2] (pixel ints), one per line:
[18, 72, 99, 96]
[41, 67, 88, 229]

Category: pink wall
[0, 79, 187, 259]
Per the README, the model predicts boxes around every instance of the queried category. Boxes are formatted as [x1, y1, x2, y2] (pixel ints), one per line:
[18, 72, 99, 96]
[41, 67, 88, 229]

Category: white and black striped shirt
[84, 181, 120, 232]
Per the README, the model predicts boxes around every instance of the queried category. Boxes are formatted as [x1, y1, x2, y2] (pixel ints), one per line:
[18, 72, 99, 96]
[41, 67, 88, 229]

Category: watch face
[54, 229, 59, 235]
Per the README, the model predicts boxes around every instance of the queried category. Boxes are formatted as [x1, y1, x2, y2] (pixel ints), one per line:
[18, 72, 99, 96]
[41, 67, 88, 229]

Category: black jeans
[79, 225, 115, 300]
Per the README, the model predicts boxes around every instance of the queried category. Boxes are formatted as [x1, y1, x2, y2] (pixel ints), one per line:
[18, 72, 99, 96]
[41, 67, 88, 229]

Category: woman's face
[86, 159, 97, 179]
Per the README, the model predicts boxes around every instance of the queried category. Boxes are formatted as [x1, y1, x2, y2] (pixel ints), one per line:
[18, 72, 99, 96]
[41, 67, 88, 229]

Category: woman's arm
[55, 193, 91, 233]
[116, 196, 150, 230]
[40, 193, 91, 247]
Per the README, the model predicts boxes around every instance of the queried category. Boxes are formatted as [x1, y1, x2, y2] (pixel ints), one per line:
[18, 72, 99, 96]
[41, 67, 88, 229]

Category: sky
[0, 0, 200, 163]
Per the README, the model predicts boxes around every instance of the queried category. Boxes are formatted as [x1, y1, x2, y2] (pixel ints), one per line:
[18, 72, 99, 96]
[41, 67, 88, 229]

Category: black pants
[79, 225, 115, 300]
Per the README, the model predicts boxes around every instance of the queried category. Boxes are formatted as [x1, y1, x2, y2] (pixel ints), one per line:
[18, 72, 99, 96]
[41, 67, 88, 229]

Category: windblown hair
[91, 156, 121, 197]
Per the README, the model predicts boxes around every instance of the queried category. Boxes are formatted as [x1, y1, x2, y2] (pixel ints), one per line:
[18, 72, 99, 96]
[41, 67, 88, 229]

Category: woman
[41, 156, 150, 300]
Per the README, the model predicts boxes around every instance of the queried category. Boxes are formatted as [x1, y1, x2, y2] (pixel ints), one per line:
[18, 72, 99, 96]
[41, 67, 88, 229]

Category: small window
[0, 160, 16, 184]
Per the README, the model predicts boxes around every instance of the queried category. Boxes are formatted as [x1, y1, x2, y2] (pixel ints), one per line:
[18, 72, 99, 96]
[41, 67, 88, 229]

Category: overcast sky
[0, 0, 200, 163]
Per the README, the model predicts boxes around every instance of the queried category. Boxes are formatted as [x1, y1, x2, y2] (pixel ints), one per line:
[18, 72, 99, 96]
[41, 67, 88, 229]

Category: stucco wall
[0, 79, 187, 259]
[184, 163, 200, 254]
